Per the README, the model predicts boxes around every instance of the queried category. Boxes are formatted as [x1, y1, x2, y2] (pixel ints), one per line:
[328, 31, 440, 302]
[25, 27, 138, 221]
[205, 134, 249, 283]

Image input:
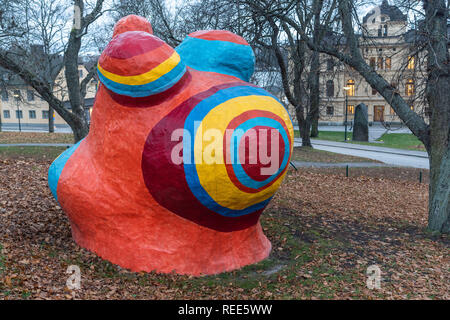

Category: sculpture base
[68, 218, 271, 276]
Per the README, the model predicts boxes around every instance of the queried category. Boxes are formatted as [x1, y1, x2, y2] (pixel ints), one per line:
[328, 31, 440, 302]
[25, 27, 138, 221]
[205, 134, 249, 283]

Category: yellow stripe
[97, 52, 180, 86]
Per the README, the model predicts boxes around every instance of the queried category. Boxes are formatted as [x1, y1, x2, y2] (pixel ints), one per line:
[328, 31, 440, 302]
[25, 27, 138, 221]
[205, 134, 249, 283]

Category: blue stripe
[97, 62, 186, 97]
[176, 36, 255, 82]
[48, 139, 83, 201]
[231, 117, 290, 189]
[182, 85, 277, 217]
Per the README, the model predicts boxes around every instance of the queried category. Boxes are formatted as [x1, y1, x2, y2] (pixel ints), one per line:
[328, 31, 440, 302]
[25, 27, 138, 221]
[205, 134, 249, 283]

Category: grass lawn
[0, 145, 447, 300]
[291, 146, 379, 163]
[295, 130, 426, 151]
[0, 146, 67, 161]
[0, 132, 73, 144]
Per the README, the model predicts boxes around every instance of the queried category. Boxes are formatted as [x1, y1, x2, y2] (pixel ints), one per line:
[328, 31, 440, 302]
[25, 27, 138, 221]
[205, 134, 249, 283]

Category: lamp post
[13, 92, 21, 132]
[343, 86, 351, 142]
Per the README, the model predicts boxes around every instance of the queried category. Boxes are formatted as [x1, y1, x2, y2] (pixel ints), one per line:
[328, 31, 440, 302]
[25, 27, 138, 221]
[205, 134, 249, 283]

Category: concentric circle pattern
[142, 83, 294, 232]
[97, 31, 186, 98]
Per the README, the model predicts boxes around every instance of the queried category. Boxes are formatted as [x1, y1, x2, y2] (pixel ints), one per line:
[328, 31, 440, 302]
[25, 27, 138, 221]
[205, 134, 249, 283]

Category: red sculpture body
[48, 15, 294, 275]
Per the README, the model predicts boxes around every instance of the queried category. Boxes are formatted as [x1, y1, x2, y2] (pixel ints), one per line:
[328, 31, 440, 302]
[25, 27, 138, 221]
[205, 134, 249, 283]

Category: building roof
[362, 0, 407, 24]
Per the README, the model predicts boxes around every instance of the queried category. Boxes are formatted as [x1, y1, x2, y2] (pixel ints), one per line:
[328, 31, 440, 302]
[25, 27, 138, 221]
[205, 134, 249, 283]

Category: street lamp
[13, 91, 21, 132]
[343, 86, 351, 142]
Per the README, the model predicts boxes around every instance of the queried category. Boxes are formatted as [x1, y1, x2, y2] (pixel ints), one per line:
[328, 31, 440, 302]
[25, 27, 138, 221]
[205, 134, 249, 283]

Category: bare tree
[249, 0, 449, 233]
[112, 0, 184, 46]
[0, 0, 106, 141]
[244, 0, 339, 147]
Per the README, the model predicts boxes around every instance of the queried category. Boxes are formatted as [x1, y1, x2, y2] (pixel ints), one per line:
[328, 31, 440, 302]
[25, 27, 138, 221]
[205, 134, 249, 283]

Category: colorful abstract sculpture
[48, 15, 294, 275]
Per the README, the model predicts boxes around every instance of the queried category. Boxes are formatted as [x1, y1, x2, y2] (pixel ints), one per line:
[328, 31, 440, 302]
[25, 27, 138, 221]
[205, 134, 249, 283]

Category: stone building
[309, 0, 427, 125]
[0, 59, 98, 131]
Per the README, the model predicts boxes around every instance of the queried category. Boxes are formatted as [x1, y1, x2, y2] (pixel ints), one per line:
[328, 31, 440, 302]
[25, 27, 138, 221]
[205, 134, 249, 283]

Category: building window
[385, 57, 391, 70]
[390, 107, 395, 115]
[42, 110, 49, 119]
[29, 110, 36, 119]
[15, 110, 23, 119]
[326, 80, 334, 97]
[377, 57, 383, 69]
[326, 106, 334, 115]
[1, 90, 8, 101]
[410, 105, 414, 111]
[372, 87, 377, 95]
[407, 56, 415, 69]
[27, 90, 34, 101]
[326, 59, 334, 71]
[79, 69, 83, 77]
[3, 110, 10, 118]
[383, 25, 388, 37]
[370, 57, 376, 69]
[406, 79, 415, 96]
[13, 90, 20, 101]
[346, 79, 355, 96]
[347, 105, 355, 114]
[378, 27, 382, 37]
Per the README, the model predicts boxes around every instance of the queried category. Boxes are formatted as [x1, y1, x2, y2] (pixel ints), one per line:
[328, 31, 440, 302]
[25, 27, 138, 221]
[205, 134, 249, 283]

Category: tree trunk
[297, 113, 312, 147]
[48, 106, 54, 133]
[309, 0, 322, 138]
[427, 75, 450, 233]
[428, 140, 450, 233]
[70, 108, 89, 142]
[310, 116, 319, 137]
[424, 0, 450, 233]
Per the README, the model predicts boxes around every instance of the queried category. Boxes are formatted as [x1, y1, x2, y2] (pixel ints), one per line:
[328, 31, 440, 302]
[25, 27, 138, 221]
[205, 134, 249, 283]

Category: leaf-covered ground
[0, 156, 448, 300]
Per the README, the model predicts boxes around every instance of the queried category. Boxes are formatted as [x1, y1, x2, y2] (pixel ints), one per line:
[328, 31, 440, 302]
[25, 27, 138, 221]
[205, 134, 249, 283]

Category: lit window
[347, 105, 355, 114]
[407, 56, 415, 69]
[385, 57, 391, 70]
[406, 79, 415, 96]
[378, 57, 383, 69]
[370, 57, 376, 69]
[346, 79, 355, 96]
[410, 105, 414, 111]
[390, 107, 396, 115]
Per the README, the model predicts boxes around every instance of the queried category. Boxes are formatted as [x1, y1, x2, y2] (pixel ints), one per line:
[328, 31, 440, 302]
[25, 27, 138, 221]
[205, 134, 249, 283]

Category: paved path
[291, 161, 396, 168]
[295, 138, 429, 169]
